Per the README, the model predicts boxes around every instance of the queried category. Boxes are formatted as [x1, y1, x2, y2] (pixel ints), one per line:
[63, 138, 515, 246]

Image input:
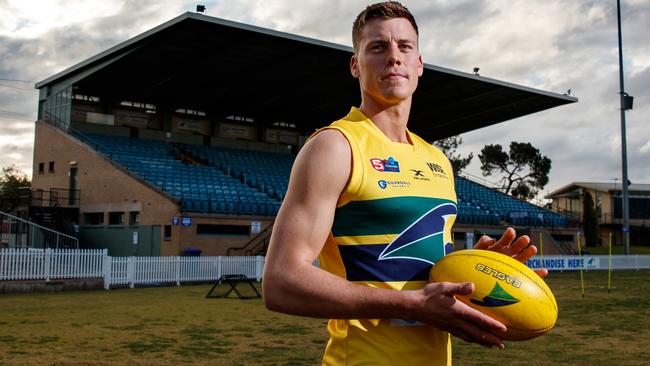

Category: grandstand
[25, 12, 577, 256]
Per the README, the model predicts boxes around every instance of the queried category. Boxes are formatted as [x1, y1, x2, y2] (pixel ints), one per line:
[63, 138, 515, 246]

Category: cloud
[0, 0, 648, 192]
[640, 140, 650, 154]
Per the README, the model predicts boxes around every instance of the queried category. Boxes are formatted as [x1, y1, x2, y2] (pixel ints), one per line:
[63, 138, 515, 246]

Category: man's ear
[417, 54, 424, 77]
[350, 54, 360, 78]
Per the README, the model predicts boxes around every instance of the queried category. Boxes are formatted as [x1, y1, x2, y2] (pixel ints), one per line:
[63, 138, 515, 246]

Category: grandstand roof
[546, 182, 650, 198]
[36, 12, 577, 140]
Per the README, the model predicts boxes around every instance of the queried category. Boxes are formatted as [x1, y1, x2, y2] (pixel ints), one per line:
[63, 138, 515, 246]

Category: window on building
[197, 224, 249, 236]
[129, 212, 140, 225]
[84, 212, 104, 225]
[48, 161, 55, 173]
[164, 225, 172, 240]
[108, 212, 125, 225]
[38, 163, 44, 174]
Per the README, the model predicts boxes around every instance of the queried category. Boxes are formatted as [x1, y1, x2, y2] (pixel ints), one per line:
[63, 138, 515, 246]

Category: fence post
[175, 256, 181, 286]
[127, 257, 135, 288]
[44, 248, 52, 282]
[255, 255, 264, 281]
[103, 253, 112, 290]
[217, 256, 222, 279]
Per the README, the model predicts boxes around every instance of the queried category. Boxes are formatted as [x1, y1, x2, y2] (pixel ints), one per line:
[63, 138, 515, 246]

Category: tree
[582, 190, 599, 247]
[0, 165, 31, 212]
[478, 142, 551, 200]
[433, 135, 473, 174]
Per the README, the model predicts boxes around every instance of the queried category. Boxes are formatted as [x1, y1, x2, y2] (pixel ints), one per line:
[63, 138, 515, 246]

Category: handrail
[227, 220, 274, 256]
[0, 210, 79, 248]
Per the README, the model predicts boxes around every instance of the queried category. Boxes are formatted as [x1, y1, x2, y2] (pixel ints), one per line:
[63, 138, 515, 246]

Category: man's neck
[359, 98, 412, 144]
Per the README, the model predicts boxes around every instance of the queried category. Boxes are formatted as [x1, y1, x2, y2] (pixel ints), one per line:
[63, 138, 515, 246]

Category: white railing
[104, 256, 264, 289]
[2, 248, 650, 290]
[0, 248, 105, 281]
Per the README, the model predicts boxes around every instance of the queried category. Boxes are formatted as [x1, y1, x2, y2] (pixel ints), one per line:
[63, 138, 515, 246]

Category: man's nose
[386, 43, 402, 66]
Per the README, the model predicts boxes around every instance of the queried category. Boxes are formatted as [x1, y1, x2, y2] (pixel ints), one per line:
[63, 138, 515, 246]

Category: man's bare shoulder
[284, 128, 351, 200]
[300, 128, 350, 159]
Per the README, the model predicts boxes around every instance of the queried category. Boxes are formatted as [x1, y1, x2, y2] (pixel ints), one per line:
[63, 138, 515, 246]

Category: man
[263, 2, 545, 365]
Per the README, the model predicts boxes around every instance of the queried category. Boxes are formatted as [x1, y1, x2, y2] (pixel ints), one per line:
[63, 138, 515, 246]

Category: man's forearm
[263, 259, 418, 320]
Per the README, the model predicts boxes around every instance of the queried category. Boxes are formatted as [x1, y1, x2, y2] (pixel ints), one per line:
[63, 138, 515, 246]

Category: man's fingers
[448, 320, 505, 349]
[493, 227, 516, 248]
[451, 304, 506, 347]
[534, 268, 549, 278]
[458, 303, 507, 333]
[440, 282, 474, 297]
[504, 235, 530, 256]
[513, 244, 537, 262]
[473, 235, 495, 250]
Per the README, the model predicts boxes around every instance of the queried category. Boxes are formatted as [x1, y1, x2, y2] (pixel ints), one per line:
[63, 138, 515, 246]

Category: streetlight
[616, 0, 633, 254]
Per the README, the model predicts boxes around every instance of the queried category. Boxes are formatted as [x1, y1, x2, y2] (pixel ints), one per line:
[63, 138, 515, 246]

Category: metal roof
[36, 12, 577, 140]
[546, 182, 650, 198]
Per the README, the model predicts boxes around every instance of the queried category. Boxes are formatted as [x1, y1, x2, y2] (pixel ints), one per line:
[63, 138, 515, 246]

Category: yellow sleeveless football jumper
[317, 107, 458, 366]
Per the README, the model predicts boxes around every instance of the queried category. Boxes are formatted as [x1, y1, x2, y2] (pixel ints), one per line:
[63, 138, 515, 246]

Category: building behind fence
[1, 248, 650, 291]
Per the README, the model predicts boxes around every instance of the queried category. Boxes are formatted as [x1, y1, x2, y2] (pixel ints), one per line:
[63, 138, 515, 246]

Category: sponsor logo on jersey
[377, 180, 411, 189]
[370, 157, 400, 172]
[470, 282, 520, 307]
[378, 203, 457, 264]
[410, 169, 431, 181]
[426, 162, 447, 178]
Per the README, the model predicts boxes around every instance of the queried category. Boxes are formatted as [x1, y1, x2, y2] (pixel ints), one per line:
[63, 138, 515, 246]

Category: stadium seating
[455, 177, 568, 227]
[75, 133, 284, 216]
[72, 132, 568, 226]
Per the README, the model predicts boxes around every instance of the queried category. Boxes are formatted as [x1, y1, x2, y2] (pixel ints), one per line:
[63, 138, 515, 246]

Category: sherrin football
[429, 249, 557, 340]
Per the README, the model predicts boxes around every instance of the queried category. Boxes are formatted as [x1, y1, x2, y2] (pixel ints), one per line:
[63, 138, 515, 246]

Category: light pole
[616, 0, 632, 254]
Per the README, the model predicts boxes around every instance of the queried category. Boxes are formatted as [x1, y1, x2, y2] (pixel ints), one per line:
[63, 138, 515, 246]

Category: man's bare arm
[263, 129, 506, 348]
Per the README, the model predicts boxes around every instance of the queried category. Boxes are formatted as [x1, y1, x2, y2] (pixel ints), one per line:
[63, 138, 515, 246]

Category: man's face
[351, 17, 423, 107]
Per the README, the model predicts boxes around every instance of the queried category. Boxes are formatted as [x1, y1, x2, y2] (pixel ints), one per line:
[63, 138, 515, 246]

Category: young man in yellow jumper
[263, 2, 546, 364]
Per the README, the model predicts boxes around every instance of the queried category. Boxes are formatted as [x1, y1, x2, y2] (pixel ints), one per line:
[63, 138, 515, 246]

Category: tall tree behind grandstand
[433, 135, 473, 174]
[582, 191, 599, 247]
[478, 142, 551, 201]
[0, 165, 30, 212]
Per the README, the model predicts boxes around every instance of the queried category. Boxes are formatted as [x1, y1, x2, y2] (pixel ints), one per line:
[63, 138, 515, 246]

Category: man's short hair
[352, 1, 419, 53]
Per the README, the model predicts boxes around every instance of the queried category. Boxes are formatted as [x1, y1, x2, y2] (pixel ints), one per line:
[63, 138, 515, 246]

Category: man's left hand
[473, 227, 548, 278]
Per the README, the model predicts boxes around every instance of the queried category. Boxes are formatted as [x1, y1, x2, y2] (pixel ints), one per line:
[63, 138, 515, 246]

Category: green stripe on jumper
[332, 196, 455, 237]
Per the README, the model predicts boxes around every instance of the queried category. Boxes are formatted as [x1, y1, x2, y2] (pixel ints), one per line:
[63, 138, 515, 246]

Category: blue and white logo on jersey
[378, 180, 388, 189]
[378, 203, 457, 265]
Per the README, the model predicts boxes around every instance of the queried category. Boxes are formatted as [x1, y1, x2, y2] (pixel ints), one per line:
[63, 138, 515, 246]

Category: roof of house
[546, 182, 650, 198]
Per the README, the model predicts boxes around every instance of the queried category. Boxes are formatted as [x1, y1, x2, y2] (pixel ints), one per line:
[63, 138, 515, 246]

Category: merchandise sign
[526, 256, 600, 271]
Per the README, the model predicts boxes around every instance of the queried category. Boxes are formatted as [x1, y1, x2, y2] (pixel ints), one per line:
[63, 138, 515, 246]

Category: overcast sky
[0, 0, 648, 200]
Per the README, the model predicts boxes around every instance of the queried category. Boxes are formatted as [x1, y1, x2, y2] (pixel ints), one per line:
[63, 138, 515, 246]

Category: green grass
[582, 245, 650, 255]
[1, 272, 650, 365]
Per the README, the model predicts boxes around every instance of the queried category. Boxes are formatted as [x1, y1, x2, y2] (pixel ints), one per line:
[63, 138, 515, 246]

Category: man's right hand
[410, 282, 506, 349]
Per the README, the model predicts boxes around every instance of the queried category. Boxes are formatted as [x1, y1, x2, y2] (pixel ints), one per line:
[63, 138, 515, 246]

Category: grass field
[1, 270, 650, 365]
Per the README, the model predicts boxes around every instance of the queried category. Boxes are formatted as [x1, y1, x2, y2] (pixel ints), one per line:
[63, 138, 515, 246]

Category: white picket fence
[0, 248, 105, 282]
[106, 255, 263, 289]
[2, 248, 650, 291]
[0, 248, 264, 289]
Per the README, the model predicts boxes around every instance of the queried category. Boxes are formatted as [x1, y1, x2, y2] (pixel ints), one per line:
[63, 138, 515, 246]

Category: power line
[0, 109, 35, 121]
[0, 114, 35, 122]
[0, 82, 36, 91]
[0, 78, 36, 83]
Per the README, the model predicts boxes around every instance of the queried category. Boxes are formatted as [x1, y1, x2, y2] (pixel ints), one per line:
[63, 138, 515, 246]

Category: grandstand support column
[616, 0, 631, 254]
